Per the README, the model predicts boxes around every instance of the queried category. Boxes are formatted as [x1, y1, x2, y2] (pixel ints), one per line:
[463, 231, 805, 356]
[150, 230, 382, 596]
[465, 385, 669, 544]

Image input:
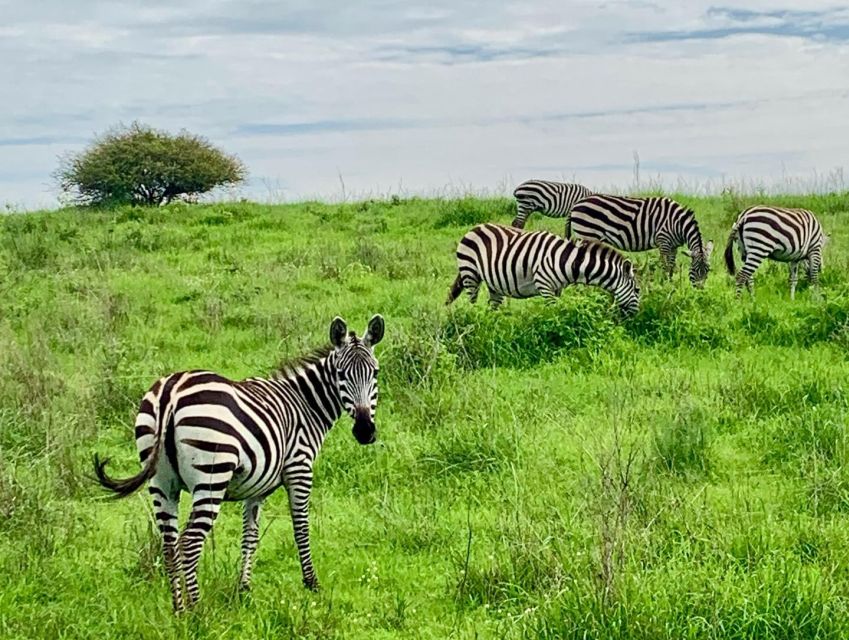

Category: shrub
[434, 196, 514, 228]
[56, 122, 246, 206]
[444, 294, 619, 369]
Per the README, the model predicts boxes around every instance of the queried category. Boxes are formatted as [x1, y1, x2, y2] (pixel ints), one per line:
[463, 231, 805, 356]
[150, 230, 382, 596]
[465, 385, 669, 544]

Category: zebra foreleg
[239, 498, 263, 592]
[532, 271, 561, 303]
[657, 239, 677, 279]
[807, 248, 823, 299]
[488, 288, 505, 311]
[788, 261, 800, 300]
[286, 469, 319, 590]
[150, 485, 184, 613]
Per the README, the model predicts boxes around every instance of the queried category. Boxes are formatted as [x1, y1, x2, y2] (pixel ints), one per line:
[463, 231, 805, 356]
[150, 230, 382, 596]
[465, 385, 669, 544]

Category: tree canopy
[56, 122, 247, 206]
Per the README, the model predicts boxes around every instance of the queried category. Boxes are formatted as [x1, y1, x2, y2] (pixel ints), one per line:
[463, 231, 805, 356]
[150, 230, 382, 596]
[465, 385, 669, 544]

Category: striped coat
[569, 194, 713, 287]
[447, 223, 640, 316]
[724, 206, 826, 298]
[512, 180, 593, 229]
[94, 316, 385, 612]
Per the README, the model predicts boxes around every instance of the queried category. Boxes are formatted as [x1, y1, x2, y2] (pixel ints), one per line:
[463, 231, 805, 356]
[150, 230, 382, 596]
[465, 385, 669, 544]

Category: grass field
[1, 191, 849, 639]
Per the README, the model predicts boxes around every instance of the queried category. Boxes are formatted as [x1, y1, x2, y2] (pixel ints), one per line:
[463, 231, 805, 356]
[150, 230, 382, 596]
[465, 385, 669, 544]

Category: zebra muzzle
[352, 408, 376, 445]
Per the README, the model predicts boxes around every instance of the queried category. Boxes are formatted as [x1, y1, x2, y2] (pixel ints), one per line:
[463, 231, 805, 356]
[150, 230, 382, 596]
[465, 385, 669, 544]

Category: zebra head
[618, 260, 641, 317]
[330, 315, 385, 445]
[687, 240, 714, 288]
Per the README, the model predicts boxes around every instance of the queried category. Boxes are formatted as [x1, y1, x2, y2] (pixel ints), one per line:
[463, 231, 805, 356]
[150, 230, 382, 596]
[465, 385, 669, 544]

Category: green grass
[1, 191, 849, 638]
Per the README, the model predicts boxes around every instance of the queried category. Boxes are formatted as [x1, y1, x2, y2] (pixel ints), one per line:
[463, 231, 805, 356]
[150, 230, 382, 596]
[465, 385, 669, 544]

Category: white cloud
[1, 0, 848, 208]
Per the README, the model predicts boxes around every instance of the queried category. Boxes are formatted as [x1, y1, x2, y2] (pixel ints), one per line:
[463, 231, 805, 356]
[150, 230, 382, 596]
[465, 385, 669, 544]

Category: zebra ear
[704, 240, 714, 259]
[364, 314, 385, 347]
[623, 260, 635, 279]
[681, 249, 691, 258]
[330, 317, 348, 348]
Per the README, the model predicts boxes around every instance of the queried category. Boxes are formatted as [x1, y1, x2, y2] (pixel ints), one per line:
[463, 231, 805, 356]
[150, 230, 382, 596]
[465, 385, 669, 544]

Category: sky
[2, 0, 849, 209]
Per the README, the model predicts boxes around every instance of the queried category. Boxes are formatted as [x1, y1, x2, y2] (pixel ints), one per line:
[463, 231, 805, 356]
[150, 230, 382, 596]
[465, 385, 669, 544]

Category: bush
[56, 122, 246, 206]
[444, 294, 619, 369]
[433, 196, 514, 228]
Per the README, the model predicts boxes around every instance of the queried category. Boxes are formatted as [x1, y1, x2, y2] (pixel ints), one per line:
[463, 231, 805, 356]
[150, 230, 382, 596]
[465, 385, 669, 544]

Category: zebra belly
[769, 247, 806, 262]
[225, 470, 284, 501]
[487, 267, 538, 298]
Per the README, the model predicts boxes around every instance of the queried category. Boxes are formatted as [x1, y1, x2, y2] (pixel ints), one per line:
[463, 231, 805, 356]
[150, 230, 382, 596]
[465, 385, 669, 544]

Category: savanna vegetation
[1, 190, 849, 639]
[55, 122, 246, 207]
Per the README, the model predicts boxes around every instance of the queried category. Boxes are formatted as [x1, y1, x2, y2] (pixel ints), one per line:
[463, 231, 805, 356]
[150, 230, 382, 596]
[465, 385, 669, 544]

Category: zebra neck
[674, 211, 703, 254]
[280, 352, 344, 432]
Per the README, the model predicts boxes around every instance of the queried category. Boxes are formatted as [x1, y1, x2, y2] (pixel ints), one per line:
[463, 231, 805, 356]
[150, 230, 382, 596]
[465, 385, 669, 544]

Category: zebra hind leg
[180, 484, 229, 608]
[239, 499, 262, 592]
[149, 484, 184, 613]
[463, 275, 482, 304]
[512, 203, 531, 228]
[737, 253, 764, 299]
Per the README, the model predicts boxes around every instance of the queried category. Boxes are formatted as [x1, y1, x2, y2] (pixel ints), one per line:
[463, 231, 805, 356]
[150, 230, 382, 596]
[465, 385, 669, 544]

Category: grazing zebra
[724, 206, 825, 298]
[569, 195, 713, 287]
[446, 223, 640, 316]
[93, 315, 385, 612]
[512, 180, 593, 229]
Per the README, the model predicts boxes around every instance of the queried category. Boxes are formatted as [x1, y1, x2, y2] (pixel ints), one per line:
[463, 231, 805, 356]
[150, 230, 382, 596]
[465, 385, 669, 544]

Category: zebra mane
[274, 344, 334, 379]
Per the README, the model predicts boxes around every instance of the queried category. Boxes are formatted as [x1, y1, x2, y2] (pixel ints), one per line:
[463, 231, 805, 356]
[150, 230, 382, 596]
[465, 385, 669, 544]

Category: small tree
[56, 122, 247, 206]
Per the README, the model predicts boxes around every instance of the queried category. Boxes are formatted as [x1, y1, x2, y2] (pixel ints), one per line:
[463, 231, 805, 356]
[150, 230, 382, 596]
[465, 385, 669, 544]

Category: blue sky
[2, 0, 848, 208]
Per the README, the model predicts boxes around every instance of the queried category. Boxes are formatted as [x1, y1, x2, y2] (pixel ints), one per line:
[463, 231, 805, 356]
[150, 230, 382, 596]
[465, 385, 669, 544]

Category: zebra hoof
[303, 578, 320, 592]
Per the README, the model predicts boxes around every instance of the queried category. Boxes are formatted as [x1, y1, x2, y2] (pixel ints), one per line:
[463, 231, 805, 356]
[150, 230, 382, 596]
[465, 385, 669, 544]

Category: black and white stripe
[446, 223, 640, 316]
[724, 206, 825, 298]
[569, 194, 713, 287]
[94, 315, 385, 612]
[512, 180, 593, 229]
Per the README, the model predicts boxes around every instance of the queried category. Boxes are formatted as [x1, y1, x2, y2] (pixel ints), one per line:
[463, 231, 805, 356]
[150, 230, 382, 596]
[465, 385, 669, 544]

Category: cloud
[631, 6, 849, 42]
[0, 135, 88, 147]
[1, 0, 848, 207]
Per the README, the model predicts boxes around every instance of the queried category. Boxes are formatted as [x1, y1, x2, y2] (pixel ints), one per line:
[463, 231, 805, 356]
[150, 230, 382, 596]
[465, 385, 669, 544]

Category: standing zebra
[512, 180, 593, 229]
[93, 315, 385, 612]
[569, 195, 713, 287]
[446, 223, 640, 316]
[725, 206, 825, 298]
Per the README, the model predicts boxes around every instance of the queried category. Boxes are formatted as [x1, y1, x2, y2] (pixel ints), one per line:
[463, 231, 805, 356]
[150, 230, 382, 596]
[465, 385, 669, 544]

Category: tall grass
[1, 194, 848, 638]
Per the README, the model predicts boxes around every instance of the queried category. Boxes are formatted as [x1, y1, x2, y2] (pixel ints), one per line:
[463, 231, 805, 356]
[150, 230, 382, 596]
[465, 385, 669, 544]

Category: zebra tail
[93, 389, 171, 498]
[93, 452, 157, 498]
[724, 225, 738, 276]
[446, 273, 464, 306]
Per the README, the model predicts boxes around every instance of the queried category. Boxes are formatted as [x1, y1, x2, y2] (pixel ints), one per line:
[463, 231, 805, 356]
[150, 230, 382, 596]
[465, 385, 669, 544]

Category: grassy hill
[2, 192, 849, 639]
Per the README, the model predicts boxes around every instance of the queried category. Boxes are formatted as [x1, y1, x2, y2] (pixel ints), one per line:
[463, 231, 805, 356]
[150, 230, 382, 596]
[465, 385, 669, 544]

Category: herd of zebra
[448, 179, 828, 316]
[93, 179, 829, 612]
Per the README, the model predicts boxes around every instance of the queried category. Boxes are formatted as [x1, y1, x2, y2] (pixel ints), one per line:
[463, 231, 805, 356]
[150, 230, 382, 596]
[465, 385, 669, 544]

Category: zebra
[512, 180, 593, 229]
[724, 206, 826, 299]
[93, 315, 385, 612]
[446, 223, 640, 316]
[569, 195, 714, 288]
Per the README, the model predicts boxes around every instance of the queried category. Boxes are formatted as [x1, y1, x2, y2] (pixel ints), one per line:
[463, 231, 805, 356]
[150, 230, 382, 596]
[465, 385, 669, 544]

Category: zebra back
[728, 206, 825, 272]
[512, 180, 593, 228]
[453, 223, 640, 315]
[570, 194, 711, 286]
